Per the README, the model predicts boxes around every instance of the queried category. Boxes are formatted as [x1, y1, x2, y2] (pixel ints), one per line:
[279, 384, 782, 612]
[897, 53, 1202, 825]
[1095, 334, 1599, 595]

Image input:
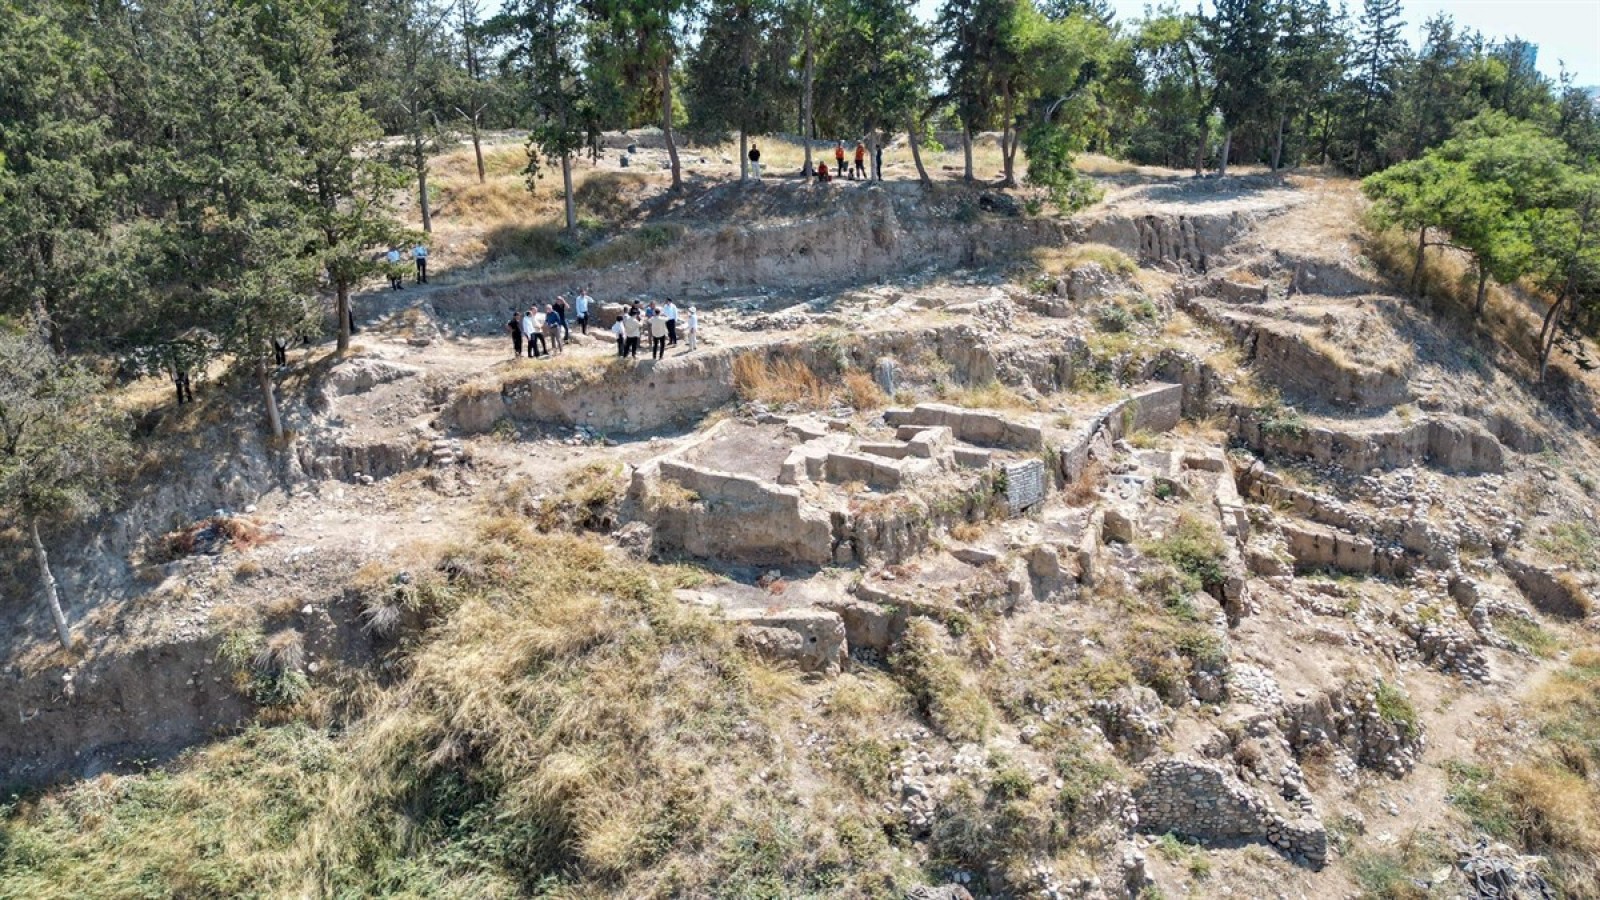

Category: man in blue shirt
[412, 243, 429, 284]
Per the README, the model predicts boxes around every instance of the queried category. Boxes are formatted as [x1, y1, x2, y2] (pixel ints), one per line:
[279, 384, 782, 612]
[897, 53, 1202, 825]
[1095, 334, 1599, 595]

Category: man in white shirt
[412, 243, 429, 284]
[611, 315, 626, 357]
[574, 288, 591, 335]
[649, 310, 670, 359]
[663, 299, 679, 346]
[386, 248, 403, 290]
[685, 306, 699, 352]
[620, 311, 642, 358]
[521, 309, 545, 358]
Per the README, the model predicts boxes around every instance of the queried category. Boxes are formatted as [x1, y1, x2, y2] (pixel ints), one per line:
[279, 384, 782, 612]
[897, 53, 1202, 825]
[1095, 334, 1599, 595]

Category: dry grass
[1030, 243, 1137, 279]
[732, 353, 832, 409]
[1444, 649, 1600, 897]
[841, 371, 887, 410]
[934, 379, 1035, 411]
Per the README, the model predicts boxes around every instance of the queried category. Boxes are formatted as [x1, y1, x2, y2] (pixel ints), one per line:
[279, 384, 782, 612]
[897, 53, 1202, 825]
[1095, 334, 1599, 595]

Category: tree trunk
[1475, 263, 1489, 317]
[1538, 291, 1567, 383]
[1000, 90, 1017, 187]
[30, 519, 72, 650]
[415, 132, 433, 233]
[908, 118, 931, 186]
[472, 117, 486, 184]
[336, 280, 351, 353]
[1217, 129, 1232, 177]
[962, 125, 974, 181]
[739, 130, 748, 182]
[661, 57, 682, 191]
[560, 153, 576, 235]
[866, 129, 879, 182]
[802, 15, 814, 176]
[1411, 227, 1427, 296]
[256, 355, 284, 441]
[1271, 111, 1286, 171]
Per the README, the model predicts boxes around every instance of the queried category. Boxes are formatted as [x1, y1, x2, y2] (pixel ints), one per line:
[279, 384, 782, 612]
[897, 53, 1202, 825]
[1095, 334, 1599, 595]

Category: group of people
[816, 139, 871, 183]
[385, 244, 430, 290]
[506, 288, 594, 358]
[612, 299, 697, 360]
[744, 139, 881, 183]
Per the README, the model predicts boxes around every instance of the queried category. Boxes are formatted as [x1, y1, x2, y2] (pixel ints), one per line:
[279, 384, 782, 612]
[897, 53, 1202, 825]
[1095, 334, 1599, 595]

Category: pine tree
[1349, 0, 1407, 173]
[685, 0, 797, 181]
[816, 0, 933, 182]
[584, 0, 701, 192]
[0, 322, 128, 649]
[266, 3, 411, 353]
[938, 0, 1013, 181]
[0, 0, 134, 345]
[374, 0, 461, 234]
[137, 0, 322, 440]
[1200, 0, 1275, 175]
[495, 0, 596, 234]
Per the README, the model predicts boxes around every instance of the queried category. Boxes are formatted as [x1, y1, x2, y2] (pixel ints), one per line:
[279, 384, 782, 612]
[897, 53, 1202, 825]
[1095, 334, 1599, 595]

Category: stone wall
[1133, 756, 1328, 866]
[1232, 411, 1505, 474]
[645, 460, 835, 566]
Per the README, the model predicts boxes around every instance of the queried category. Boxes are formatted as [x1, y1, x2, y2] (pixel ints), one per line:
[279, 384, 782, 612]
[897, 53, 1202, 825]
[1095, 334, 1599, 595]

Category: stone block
[906, 426, 952, 459]
[952, 448, 993, 468]
[1126, 383, 1184, 434]
[1279, 520, 1375, 574]
[727, 607, 847, 674]
[826, 452, 904, 490]
[858, 442, 910, 460]
[813, 596, 906, 654]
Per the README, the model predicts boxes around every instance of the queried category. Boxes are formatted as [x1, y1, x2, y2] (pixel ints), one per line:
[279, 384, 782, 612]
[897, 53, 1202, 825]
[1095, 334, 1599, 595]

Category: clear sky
[909, 0, 1600, 84]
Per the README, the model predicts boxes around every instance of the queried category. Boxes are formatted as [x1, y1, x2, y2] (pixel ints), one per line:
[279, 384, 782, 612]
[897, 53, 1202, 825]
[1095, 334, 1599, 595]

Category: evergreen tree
[494, 0, 596, 234]
[1199, 0, 1275, 175]
[938, 0, 1013, 181]
[584, 0, 701, 192]
[138, 0, 322, 439]
[0, 321, 129, 649]
[0, 0, 135, 344]
[685, 0, 797, 181]
[374, 0, 461, 234]
[265, 1, 412, 353]
[816, 0, 933, 182]
[1124, 6, 1212, 172]
[1348, 0, 1407, 173]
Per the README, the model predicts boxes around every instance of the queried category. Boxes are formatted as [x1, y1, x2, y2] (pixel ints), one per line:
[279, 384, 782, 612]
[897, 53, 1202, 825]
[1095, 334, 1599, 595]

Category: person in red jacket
[854, 141, 866, 179]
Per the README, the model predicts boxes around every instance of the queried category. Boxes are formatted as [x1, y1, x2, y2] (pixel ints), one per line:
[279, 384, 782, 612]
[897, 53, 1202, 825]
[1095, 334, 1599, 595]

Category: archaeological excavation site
[3, 150, 1600, 900]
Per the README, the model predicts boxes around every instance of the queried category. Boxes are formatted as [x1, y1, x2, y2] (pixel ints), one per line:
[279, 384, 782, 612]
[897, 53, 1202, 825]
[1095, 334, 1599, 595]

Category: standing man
[612, 314, 626, 357]
[835, 141, 847, 179]
[621, 310, 642, 358]
[544, 304, 564, 355]
[522, 307, 546, 358]
[552, 294, 570, 339]
[506, 307, 523, 358]
[853, 141, 866, 179]
[573, 287, 591, 335]
[685, 306, 699, 352]
[649, 309, 669, 360]
[386, 248, 404, 290]
[413, 242, 429, 284]
[874, 143, 884, 180]
[663, 298, 679, 347]
[748, 143, 762, 179]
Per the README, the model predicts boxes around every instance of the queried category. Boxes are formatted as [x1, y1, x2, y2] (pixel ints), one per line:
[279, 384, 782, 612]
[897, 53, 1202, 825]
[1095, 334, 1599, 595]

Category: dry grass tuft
[1030, 243, 1137, 279]
[842, 371, 888, 410]
[934, 379, 1035, 411]
[732, 353, 832, 409]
